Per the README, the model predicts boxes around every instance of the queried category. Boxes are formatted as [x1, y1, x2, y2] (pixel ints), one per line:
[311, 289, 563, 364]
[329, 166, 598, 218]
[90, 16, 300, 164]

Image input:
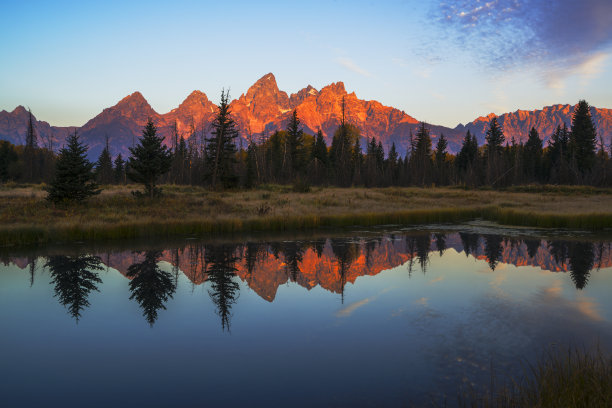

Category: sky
[1, 0, 612, 128]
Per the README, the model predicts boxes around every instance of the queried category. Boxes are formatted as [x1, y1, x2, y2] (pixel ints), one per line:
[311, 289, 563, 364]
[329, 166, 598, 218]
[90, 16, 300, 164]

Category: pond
[1, 224, 611, 407]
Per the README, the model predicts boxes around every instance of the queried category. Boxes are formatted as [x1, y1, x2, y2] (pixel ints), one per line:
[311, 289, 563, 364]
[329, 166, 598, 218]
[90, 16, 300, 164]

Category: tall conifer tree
[46, 131, 100, 204]
[570, 100, 597, 175]
[205, 90, 239, 189]
[128, 119, 172, 197]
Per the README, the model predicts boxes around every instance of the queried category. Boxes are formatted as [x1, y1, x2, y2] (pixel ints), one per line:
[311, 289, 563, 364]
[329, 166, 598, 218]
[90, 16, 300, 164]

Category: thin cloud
[543, 51, 610, 90]
[336, 57, 372, 77]
[414, 297, 428, 306]
[433, 0, 612, 82]
[429, 276, 444, 284]
[336, 297, 372, 317]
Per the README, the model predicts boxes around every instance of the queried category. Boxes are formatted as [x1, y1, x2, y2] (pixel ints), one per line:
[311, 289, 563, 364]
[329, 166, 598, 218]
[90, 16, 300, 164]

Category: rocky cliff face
[460, 104, 612, 146]
[0, 106, 74, 150]
[2, 73, 611, 159]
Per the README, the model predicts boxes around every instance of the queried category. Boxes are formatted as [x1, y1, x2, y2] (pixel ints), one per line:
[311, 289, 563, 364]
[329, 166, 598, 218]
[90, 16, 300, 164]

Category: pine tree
[310, 129, 328, 184]
[570, 100, 597, 175]
[386, 142, 399, 185]
[127, 119, 172, 198]
[286, 109, 304, 178]
[523, 127, 542, 182]
[312, 129, 328, 166]
[245, 141, 257, 188]
[456, 130, 479, 186]
[485, 117, 504, 185]
[113, 154, 125, 184]
[434, 133, 448, 185]
[365, 137, 381, 187]
[95, 136, 113, 184]
[0, 141, 18, 182]
[24, 108, 38, 182]
[351, 134, 363, 185]
[411, 122, 433, 186]
[547, 123, 571, 184]
[205, 90, 239, 189]
[46, 131, 100, 204]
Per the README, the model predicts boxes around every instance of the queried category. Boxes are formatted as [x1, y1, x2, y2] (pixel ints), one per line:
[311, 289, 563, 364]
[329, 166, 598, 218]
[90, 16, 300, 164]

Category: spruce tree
[523, 127, 542, 182]
[311, 129, 328, 183]
[435, 133, 448, 185]
[245, 141, 258, 188]
[365, 137, 381, 186]
[456, 131, 471, 172]
[95, 137, 113, 184]
[312, 129, 328, 166]
[386, 142, 399, 185]
[24, 109, 38, 182]
[113, 154, 125, 184]
[0, 141, 18, 182]
[485, 117, 504, 185]
[411, 122, 433, 186]
[351, 134, 363, 185]
[286, 109, 304, 178]
[205, 90, 239, 189]
[570, 100, 597, 174]
[128, 119, 172, 198]
[547, 123, 571, 184]
[46, 131, 100, 204]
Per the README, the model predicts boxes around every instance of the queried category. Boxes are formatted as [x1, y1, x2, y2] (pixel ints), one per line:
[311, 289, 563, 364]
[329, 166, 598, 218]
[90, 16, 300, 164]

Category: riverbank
[1, 184, 612, 246]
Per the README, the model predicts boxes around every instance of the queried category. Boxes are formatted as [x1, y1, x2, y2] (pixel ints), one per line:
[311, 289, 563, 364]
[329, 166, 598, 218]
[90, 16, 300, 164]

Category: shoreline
[2, 184, 612, 247]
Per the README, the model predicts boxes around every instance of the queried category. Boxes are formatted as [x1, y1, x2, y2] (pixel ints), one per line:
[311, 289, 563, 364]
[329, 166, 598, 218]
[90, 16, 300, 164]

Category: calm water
[1, 225, 612, 407]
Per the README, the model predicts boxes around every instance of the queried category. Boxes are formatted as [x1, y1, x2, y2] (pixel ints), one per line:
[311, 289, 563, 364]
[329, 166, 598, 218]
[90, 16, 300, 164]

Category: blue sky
[1, 0, 611, 127]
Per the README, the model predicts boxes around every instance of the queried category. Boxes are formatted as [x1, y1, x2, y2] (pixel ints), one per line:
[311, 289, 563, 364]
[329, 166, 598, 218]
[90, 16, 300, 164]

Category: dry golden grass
[1, 184, 612, 245]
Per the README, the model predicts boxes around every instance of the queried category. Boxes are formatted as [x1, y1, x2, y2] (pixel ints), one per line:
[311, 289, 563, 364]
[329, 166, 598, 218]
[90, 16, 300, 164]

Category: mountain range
[1, 73, 611, 160]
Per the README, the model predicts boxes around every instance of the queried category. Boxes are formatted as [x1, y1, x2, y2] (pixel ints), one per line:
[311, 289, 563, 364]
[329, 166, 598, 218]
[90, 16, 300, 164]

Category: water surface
[1, 226, 611, 407]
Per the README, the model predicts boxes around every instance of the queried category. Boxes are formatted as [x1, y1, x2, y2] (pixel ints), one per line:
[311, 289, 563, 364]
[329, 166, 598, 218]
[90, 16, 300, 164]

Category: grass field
[1, 183, 612, 246]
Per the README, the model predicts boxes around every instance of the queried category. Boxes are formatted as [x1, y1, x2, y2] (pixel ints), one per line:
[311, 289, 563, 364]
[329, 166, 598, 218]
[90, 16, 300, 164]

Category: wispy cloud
[414, 297, 428, 306]
[432, 0, 612, 83]
[335, 287, 394, 318]
[336, 57, 372, 77]
[544, 51, 610, 90]
[538, 281, 603, 322]
[429, 276, 444, 284]
[336, 297, 372, 317]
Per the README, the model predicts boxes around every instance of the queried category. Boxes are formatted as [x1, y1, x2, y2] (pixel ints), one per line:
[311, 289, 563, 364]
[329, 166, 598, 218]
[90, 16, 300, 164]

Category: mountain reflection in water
[4, 231, 611, 328]
[2, 228, 612, 408]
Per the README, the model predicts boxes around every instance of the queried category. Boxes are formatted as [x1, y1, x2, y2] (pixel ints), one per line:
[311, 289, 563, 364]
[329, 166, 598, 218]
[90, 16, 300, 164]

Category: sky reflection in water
[1, 229, 611, 407]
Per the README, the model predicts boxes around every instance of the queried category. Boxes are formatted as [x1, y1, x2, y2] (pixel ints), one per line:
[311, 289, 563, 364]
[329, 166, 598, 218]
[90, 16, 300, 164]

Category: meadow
[1, 183, 612, 246]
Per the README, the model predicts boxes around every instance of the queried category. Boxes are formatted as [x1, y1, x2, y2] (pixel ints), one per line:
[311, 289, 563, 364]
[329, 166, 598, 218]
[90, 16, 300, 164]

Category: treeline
[2, 98, 611, 195]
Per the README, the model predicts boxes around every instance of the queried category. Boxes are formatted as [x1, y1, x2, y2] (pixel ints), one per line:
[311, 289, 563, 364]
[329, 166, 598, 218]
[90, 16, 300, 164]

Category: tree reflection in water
[205, 244, 240, 332]
[13, 230, 609, 328]
[45, 254, 103, 322]
[330, 238, 359, 304]
[127, 250, 177, 326]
